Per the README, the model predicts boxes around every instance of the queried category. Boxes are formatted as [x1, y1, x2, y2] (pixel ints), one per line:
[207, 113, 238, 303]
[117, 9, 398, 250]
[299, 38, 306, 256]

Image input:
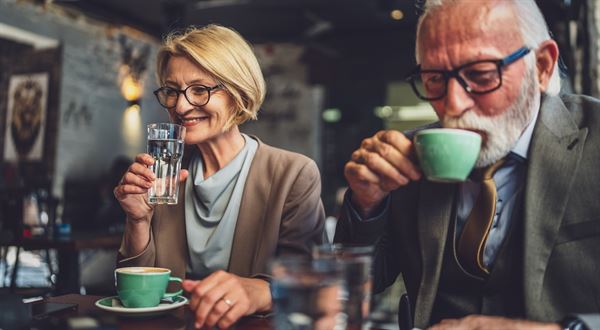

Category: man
[335, 1, 600, 329]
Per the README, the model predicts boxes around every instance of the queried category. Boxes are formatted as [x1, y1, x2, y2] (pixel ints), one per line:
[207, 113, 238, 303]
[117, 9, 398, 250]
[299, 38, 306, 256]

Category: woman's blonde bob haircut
[156, 24, 266, 129]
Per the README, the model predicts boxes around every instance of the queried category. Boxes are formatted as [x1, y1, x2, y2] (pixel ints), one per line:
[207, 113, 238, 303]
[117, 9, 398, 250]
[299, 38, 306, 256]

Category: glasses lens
[419, 72, 447, 100]
[409, 72, 446, 100]
[459, 62, 500, 93]
[156, 88, 178, 108]
[185, 85, 210, 106]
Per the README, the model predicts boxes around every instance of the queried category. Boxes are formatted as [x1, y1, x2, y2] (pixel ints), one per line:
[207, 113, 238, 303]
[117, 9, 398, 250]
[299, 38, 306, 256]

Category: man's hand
[428, 315, 562, 330]
[344, 130, 422, 217]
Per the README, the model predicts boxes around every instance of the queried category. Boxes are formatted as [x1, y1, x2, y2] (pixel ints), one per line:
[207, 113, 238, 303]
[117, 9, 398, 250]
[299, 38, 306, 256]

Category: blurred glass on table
[146, 123, 185, 204]
[314, 244, 374, 330]
[271, 256, 345, 330]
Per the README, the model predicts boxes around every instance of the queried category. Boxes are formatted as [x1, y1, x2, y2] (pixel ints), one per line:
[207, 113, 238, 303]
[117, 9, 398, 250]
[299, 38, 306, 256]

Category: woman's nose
[173, 92, 194, 115]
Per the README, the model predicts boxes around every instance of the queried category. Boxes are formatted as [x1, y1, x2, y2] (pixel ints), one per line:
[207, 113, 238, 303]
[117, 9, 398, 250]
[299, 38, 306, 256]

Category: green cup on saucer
[414, 128, 481, 183]
[115, 267, 182, 308]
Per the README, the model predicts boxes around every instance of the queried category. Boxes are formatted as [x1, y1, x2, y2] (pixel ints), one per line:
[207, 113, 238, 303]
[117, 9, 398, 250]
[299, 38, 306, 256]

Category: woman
[114, 24, 325, 329]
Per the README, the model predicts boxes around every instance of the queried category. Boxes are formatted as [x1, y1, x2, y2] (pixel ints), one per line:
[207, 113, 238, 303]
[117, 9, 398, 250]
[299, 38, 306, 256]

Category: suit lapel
[414, 181, 456, 327]
[227, 140, 270, 277]
[523, 95, 588, 318]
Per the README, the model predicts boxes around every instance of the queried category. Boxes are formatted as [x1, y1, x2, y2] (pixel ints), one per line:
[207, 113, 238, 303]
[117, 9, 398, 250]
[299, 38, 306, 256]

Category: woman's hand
[113, 153, 189, 222]
[113, 153, 188, 256]
[113, 153, 156, 223]
[183, 271, 272, 329]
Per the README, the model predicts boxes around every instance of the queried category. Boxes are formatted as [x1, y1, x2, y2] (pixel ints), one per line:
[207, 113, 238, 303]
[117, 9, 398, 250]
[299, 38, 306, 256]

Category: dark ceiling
[51, 0, 425, 74]
[51, 0, 575, 83]
[54, 0, 419, 43]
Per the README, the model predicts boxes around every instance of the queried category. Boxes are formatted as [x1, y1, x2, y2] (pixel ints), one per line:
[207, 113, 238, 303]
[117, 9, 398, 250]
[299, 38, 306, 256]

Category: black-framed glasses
[406, 47, 531, 101]
[153, 84, 223, 109]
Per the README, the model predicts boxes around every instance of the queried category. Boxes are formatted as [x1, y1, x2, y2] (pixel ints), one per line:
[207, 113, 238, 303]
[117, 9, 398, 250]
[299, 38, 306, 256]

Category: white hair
[415, 0, 560, 96]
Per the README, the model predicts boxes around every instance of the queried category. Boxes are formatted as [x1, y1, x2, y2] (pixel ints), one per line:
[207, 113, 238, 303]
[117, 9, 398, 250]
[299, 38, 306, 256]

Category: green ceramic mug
[115, 267, 183, 308]
[413, 128, 482, 182]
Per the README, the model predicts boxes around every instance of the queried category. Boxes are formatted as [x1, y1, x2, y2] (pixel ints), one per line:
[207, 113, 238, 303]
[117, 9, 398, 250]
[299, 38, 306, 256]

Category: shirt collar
[511, 104, 539, 160]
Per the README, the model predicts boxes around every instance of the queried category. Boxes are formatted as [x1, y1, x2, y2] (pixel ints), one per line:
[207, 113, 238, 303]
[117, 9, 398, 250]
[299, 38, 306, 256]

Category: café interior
[0, 0, 594, 329]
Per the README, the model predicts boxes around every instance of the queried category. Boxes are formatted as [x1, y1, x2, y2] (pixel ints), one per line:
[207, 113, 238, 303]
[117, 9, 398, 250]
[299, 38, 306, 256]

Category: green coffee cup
[115, 267, 182, 308]
[414, 128, 481, 182]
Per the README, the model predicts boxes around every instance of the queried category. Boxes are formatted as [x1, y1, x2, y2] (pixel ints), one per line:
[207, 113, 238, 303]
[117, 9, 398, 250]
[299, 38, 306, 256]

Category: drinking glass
[270, 256, 346, 330]
[147, 123, 185, 204]
[314, 244, 374, 330]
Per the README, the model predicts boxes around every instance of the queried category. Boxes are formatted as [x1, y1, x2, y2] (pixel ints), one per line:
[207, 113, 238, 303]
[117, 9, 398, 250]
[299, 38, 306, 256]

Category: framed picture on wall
[0, 46, 62, 178]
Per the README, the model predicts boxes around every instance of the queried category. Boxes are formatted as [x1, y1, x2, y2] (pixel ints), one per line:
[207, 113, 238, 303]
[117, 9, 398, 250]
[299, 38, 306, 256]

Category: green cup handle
[163, 276, 183, 298]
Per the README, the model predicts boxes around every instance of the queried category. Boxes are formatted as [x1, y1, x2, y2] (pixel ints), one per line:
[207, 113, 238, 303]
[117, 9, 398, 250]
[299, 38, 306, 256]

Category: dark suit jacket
[117, 137, 325, 280]
[335, 94, 600, 329]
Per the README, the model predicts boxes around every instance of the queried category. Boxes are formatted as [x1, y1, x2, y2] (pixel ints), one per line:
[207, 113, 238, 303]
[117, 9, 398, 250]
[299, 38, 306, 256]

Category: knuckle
[378, 143, 390, 158]
[204, 292, 219, 305]
[360, 138, 372, 149]
[193, 286, 204, 296]
[363, 152, 376, 166]
[213, 302, 228, 314]
[214, 270, 227, 277]
[219, 315, 235, 329]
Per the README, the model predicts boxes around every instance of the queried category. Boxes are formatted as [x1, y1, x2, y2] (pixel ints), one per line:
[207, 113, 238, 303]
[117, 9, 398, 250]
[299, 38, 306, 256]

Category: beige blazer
[117, 137, 325, 279]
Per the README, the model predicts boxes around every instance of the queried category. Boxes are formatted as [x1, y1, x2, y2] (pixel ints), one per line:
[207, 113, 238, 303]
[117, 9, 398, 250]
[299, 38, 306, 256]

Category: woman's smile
[178, 115, 209, 127]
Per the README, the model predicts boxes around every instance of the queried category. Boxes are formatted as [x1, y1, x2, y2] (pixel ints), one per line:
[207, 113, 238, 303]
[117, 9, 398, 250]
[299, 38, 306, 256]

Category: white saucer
[95, 295, 188, 317]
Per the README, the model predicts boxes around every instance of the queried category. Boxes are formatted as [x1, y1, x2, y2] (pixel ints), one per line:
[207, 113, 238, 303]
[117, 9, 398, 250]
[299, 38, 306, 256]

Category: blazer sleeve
[576, 314, 600, 330]
[334, 190, 404, 294]
[276, 159, 326, 256]
[334, 190, 389, 244]
[116, 224, 157, 268]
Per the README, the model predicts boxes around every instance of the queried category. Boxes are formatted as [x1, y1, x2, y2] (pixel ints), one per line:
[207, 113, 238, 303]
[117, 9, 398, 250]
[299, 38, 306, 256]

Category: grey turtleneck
[184, 134, 258, 279]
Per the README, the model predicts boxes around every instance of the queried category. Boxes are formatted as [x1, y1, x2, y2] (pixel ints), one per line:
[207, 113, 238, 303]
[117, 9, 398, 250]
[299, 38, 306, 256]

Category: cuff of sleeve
[344, 189, 390, 222]
[117, 229, 154, 265]
[571, 314, 598, 330]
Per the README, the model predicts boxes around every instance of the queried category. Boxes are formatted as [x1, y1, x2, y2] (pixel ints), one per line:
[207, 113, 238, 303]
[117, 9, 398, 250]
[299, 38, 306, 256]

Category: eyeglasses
[153, 84, 223, 109]
[406, 47, 531, 101]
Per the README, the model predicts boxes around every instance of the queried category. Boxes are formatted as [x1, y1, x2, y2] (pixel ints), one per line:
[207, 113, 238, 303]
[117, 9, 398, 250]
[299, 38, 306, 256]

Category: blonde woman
[114, 24, 325, 329]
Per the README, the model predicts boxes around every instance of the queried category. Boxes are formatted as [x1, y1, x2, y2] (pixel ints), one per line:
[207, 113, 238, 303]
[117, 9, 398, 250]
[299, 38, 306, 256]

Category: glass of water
[270, 256, 346, 330]
[147, 123, 185, 204]
[314, 244, 374, 330]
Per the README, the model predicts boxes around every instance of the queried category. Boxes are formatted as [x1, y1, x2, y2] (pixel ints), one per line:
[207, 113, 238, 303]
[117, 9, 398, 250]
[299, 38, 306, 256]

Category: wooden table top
[41, 294, 272, 330]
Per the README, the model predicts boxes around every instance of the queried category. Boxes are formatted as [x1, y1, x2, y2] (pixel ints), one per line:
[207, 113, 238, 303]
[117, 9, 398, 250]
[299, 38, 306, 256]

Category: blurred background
[0, 0, 597, 324]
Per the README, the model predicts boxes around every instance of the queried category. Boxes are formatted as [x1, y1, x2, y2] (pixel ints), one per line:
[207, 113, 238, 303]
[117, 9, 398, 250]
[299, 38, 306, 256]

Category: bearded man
[335, 1, 600, 329]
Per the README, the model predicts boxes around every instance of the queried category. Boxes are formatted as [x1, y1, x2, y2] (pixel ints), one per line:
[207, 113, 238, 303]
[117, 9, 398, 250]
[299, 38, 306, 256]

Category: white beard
[442, 65, 540, 168]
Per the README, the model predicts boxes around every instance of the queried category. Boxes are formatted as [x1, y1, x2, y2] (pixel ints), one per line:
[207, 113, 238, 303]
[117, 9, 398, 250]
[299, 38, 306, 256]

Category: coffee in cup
[413, 128, 481, 182]
[115, 267, 182, 308]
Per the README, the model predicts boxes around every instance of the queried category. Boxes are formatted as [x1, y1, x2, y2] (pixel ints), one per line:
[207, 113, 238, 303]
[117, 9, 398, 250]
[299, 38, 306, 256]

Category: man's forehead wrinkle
[420, 1, 521, 57]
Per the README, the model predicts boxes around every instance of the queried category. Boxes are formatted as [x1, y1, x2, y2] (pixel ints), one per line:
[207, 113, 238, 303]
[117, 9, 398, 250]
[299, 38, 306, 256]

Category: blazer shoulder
[559, 93, 600, 125]
[253, 138, 317, 172]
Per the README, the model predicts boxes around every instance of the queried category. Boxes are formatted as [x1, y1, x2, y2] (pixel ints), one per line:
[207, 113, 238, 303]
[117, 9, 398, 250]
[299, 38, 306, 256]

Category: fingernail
[195, 322, 201, 329]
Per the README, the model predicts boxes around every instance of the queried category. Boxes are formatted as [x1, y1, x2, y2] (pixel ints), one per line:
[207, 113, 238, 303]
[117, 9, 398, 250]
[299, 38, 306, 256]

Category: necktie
[457, 158, 505, 276]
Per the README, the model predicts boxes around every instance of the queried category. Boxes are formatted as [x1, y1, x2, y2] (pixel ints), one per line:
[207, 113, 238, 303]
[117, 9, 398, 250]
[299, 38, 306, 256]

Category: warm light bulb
[122, 104, 142, 154]
[120, 74, 143, 101]
[390, 9, 404, 20]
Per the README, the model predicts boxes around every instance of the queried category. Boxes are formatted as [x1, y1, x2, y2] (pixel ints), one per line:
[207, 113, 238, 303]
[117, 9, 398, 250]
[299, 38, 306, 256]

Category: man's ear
[536, 40, 559, 92]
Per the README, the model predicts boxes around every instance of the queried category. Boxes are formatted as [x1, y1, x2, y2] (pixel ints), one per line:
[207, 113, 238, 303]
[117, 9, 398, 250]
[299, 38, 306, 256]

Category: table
[33, 294, 393, 330]
[37, 294, 272, 330]
[8, 232, 122, 294]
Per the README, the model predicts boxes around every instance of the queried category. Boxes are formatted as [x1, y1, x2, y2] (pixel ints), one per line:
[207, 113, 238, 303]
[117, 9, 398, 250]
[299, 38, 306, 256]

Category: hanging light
[119, 68, 143, 102]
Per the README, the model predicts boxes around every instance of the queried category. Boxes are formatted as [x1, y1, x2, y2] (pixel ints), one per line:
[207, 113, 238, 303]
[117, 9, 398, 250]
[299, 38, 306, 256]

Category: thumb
[182, 279, 197, 291]
[179, 169, 189, 182]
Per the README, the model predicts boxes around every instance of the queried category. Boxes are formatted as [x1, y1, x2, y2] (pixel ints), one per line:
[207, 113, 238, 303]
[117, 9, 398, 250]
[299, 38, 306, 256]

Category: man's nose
[443, 78, 474, 117]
